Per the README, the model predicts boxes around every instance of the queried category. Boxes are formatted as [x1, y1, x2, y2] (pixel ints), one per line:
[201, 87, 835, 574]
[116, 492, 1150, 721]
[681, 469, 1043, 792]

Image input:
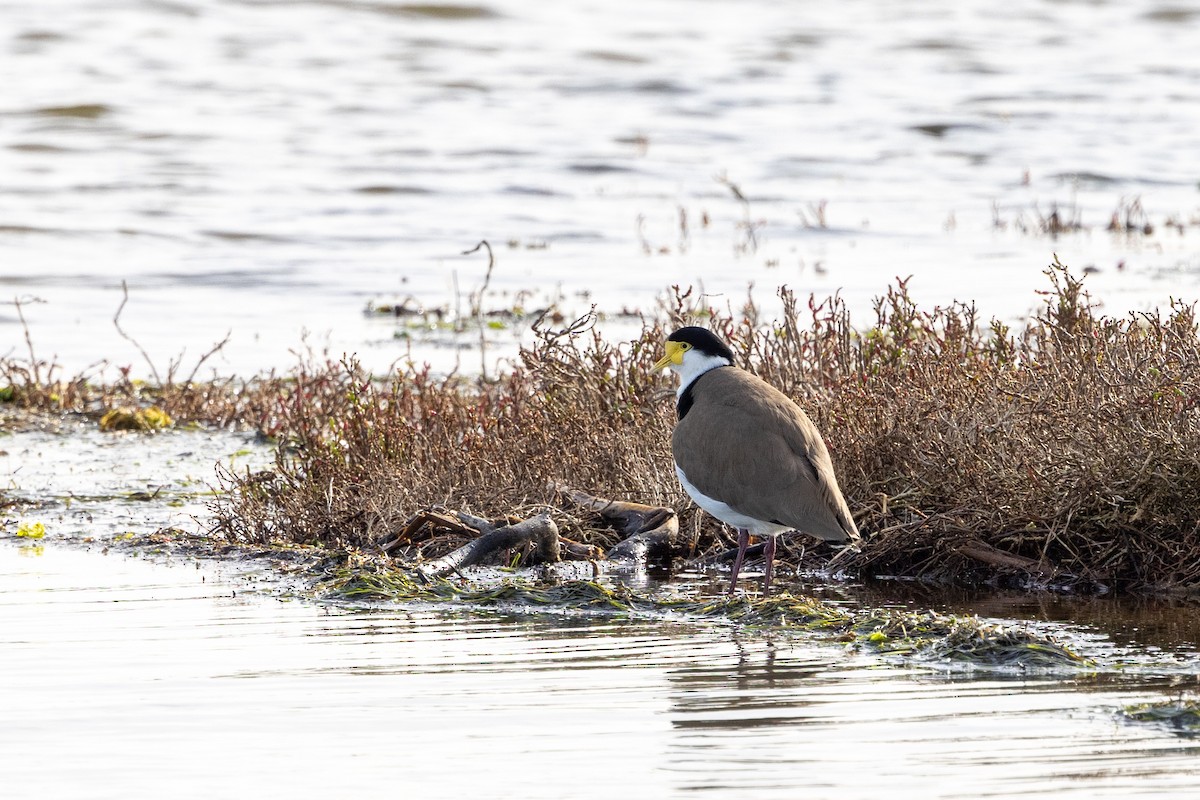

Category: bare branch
[461, 240, 496, 380]
[11, 295, 48, 384]
[183, 329, 232, 386]
[113, 281, 163, 386]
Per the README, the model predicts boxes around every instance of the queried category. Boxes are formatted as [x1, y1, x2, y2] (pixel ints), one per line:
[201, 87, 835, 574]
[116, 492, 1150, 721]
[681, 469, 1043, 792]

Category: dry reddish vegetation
[6, 260, 1200, 594]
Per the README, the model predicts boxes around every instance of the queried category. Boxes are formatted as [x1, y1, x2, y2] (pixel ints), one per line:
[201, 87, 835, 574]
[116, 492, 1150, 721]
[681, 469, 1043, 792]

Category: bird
[653, 326, 860, 595]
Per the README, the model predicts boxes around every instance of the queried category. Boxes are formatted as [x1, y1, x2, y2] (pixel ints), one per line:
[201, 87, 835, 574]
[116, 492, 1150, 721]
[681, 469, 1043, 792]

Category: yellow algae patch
[16, 521, 46, 539]
[99, 406, 174, 432]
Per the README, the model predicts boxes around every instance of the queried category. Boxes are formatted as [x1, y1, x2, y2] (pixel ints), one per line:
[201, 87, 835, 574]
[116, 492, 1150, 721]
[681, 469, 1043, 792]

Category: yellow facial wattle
[653, 340, 686, 371]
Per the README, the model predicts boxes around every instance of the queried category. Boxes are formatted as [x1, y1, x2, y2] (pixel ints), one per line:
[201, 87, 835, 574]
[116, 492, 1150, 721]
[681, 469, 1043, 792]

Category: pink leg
[762, 535, 777, 595]
[728, 529, 750, 596]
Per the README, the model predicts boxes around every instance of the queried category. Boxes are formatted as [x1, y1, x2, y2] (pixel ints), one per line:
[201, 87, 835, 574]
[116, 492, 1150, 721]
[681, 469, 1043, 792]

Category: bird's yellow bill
[653, 340, 684, 371]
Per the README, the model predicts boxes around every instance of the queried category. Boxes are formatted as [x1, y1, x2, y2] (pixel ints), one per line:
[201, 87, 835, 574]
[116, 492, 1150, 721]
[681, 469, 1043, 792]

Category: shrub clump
[0, 362, 294, 433]
[208, 259, 1200, 595]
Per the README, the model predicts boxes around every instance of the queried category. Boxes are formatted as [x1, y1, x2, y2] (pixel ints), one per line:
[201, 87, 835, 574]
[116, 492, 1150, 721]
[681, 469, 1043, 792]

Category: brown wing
[672, 368, 859, 542]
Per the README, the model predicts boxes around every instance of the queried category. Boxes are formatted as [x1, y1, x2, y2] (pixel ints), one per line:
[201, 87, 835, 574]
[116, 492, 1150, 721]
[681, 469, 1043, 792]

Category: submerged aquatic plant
[317, 562, 1093, 670]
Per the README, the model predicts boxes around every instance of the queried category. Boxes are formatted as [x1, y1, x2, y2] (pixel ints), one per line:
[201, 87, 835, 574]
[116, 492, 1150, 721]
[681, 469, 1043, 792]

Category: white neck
[672, 351, 732, 397]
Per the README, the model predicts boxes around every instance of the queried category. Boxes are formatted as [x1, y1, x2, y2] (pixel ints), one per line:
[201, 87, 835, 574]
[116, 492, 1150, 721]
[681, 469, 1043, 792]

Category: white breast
[675, 464, 792, 537]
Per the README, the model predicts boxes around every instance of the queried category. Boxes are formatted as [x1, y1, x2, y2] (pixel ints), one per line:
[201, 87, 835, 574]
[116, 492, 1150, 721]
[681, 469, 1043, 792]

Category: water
[4, 425, 1200, 798]
[4, 2, 1200, 794]
[3, 542, 1200, 799]
[0, 418, 270, 536]
[2, 0, 1199, 375]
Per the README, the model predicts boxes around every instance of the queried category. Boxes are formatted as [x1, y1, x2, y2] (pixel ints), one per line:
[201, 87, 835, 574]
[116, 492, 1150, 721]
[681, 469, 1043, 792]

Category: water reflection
[662, 640, 1200, 797]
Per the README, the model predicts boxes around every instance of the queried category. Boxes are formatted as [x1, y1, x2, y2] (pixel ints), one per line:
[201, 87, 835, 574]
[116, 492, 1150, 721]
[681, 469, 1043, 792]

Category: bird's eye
[680, 343, 691, 351]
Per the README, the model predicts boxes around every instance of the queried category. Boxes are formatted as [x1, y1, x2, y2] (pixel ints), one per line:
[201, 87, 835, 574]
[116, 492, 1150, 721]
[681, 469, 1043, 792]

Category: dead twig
[462, 240, 496, 380]
[113, 281, 163, 386]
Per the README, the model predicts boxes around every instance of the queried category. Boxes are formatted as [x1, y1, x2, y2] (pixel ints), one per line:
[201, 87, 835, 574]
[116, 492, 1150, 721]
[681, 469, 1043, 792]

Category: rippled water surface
[3, 542, 1200, 799]
[6, 359, 1198, 798]
[3, 422, 1200, 796]
[3, 0, 1199, 374]
[5, 3, 1200, 796]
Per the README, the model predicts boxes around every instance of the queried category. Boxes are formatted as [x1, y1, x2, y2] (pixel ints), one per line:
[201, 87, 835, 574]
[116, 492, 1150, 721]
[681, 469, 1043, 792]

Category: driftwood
[382, 509, 468, 555]
[954, 539, 1061, 580]
[417, 512, 560, 579]
[553, 483, 678, 564]
[952, 538, 1106, 591]
[560, 537, 605, 561]
[389, 484, 682, 581]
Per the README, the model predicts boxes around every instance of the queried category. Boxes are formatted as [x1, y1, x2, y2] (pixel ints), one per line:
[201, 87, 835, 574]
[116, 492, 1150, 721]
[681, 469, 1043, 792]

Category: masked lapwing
[653, 326, 860, 594]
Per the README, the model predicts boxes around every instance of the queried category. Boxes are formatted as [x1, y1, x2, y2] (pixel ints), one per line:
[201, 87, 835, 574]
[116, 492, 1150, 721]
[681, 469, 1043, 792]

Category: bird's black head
[666, 327, 735, 363]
